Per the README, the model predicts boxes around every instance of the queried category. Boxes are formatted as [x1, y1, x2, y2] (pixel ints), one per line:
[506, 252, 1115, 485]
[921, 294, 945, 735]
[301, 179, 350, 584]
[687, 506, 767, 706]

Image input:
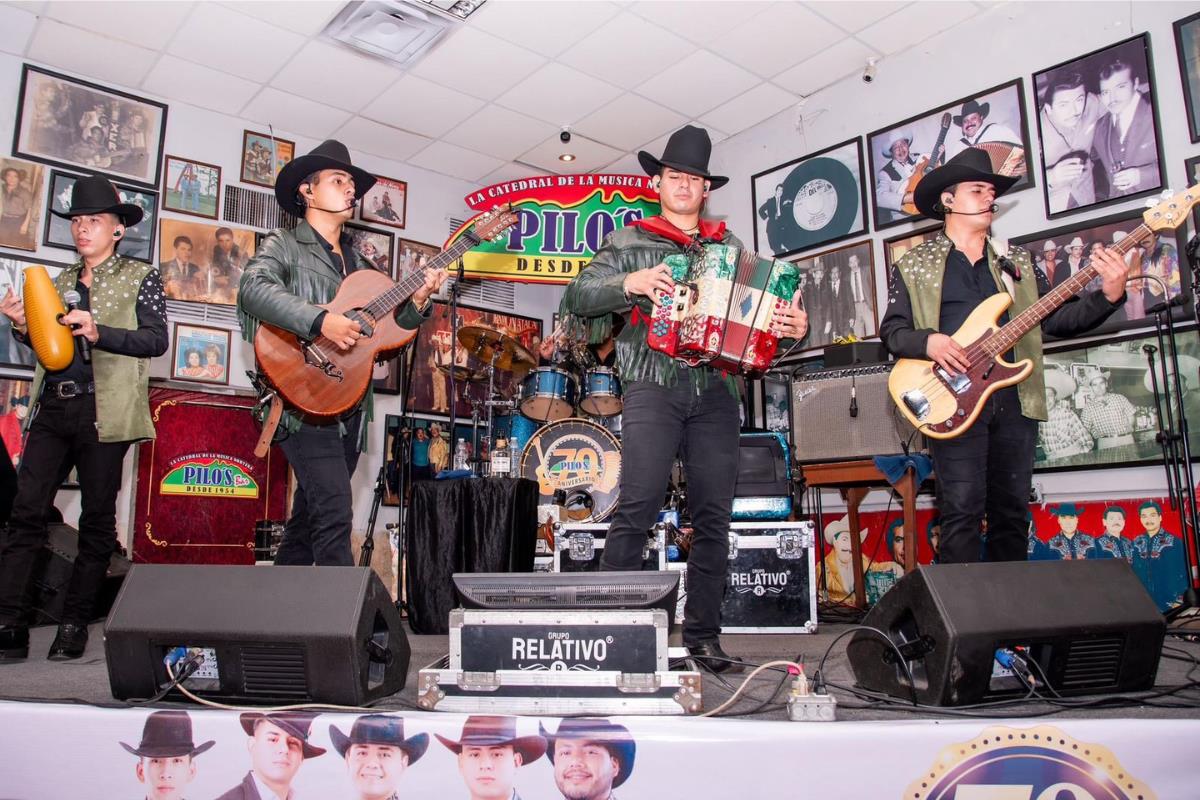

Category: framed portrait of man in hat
[344, 222, 395, 277]
[867, 79, 1033, 231]
[358, 174, 407, 229]
[240, 130, 295, 188]
[158, 219, 256, 305]
[0, 157, 45, 252]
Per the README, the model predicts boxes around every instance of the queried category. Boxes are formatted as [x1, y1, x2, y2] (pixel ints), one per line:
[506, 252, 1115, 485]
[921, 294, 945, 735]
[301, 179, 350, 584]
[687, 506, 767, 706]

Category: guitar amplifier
[791, 364, 923, 463]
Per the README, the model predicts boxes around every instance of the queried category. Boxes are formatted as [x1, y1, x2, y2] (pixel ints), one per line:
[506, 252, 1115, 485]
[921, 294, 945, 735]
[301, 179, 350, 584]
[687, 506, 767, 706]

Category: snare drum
[590, 412, 622, 439]
[493, 411, 540, 458]
[578, 367, 623, 417]
[519, 367, 577, 422]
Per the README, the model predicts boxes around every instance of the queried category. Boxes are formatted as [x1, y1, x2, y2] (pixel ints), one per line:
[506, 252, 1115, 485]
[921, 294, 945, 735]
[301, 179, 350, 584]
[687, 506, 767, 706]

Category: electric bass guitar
[253, 205, 518, 422]
[900, 112, 951, 216]
[889, 183, 1200, 439]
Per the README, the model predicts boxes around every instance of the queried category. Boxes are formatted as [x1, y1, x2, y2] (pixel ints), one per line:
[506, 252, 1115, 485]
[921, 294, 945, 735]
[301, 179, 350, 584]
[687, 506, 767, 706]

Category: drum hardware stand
[447, 259, 466, 444]
[359, 464, 388, 568]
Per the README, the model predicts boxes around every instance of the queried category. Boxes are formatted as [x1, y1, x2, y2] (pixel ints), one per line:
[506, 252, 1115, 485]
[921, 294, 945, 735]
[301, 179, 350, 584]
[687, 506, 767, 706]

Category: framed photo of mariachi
[1174, 11, 1200, 143]
[867, 79, 1033, 231]
[789, 239, 878, 354]
[1032, 33, 1165, 218]
[750, 137, 867, 259]
[344, 222, 394, 277]
[0, 157, 45, 252]
[240, 130, 294, 188]
[358, 175, 407, 229]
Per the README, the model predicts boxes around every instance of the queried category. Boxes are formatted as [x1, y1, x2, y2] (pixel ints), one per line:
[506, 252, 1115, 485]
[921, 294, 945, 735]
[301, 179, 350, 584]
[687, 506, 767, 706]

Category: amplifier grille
[241, 645, 309, 697]
[792, 366, 921, 462]
[1059, 636, 1124, 690]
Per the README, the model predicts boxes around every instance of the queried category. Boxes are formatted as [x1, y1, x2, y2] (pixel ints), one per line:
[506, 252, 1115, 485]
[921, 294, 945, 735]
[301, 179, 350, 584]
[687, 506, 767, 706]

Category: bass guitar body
[888, 293, 1032, 439]
[254, 268, 417, 423]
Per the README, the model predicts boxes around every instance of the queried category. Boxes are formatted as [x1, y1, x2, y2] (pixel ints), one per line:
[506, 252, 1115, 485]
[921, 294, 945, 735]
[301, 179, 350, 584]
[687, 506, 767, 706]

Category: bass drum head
[520, 417, 621, 523]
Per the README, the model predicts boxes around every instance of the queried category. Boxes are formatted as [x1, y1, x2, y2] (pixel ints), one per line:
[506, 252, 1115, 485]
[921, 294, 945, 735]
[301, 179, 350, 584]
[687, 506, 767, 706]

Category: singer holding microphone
[238, 140, 447, 567]
[879, 147, 1128, 565]
[0, 175, 168, 662]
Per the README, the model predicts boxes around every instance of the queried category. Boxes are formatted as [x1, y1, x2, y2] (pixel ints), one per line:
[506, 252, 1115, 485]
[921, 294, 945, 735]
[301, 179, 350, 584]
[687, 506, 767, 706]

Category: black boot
[0, 624, 29, 661]
[47, 623, 88, 661]
[687, 640, 745, 674]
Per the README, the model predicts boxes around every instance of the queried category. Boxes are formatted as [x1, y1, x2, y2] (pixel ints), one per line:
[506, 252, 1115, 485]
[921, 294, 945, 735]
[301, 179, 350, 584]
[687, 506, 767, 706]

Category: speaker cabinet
[847, 560, 1165, 706]
[105, 565, 409, 705]
[791, 364, 921, 463]
[32, 523, 130, 626]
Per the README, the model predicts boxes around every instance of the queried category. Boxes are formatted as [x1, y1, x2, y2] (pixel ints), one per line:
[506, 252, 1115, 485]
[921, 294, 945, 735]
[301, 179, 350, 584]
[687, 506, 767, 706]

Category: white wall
[708, 0, 1199, 511]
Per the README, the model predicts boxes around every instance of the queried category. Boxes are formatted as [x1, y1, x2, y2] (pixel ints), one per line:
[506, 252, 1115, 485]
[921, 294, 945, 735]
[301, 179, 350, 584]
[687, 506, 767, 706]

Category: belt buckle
[55, 381, 78, 399]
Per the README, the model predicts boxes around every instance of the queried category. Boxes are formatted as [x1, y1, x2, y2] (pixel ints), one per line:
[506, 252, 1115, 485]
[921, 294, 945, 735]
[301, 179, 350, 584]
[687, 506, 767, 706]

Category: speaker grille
[240, 645, 309, 697]
[1060, 636, 1125, 690]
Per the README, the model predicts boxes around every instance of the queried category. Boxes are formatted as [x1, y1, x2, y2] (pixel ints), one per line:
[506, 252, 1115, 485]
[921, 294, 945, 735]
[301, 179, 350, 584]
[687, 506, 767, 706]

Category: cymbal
[457, 325, 536, 373]
[435, 363, 486, 383]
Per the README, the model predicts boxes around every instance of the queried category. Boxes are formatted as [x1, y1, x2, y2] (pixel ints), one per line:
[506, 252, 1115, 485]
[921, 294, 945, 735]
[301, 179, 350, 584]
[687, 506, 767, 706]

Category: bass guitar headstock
[1143, 184, 1200, 232]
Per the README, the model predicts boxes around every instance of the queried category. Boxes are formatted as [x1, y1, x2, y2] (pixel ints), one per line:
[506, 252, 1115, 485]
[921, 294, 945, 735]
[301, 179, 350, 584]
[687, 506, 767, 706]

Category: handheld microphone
[61, 289, 91, 364]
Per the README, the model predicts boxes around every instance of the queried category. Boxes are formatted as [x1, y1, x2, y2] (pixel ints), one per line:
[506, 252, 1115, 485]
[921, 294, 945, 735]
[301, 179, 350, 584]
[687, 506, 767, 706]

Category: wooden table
[802, 458, 924, 608]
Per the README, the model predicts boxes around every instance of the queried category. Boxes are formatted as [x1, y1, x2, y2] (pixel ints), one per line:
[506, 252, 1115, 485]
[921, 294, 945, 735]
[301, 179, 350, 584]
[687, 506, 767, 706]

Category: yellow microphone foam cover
[22, 265, 73, 371]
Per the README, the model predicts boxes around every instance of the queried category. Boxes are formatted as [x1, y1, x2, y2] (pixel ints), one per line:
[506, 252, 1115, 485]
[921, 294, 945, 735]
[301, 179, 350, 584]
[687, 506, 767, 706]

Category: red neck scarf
[629, 215, 728, 246]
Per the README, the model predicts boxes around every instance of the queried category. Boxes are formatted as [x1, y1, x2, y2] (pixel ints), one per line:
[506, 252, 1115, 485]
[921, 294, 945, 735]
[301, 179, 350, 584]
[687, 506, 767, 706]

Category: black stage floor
[4, 620, 1200, 722]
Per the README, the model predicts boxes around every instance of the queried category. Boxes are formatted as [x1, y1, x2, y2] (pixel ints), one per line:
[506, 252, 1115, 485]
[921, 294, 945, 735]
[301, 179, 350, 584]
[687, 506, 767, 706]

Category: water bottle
[491, 437, 511, 477]
[453, 438, 470, 472]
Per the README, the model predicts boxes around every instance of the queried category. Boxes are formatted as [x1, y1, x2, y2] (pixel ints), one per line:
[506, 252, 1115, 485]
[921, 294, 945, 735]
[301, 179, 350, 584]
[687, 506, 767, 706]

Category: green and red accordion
[646, 243, 800, 376]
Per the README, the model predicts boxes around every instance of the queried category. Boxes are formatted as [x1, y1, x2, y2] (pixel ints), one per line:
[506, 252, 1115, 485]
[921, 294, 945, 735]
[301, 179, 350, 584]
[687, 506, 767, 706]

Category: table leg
[844, 487, 869, 608]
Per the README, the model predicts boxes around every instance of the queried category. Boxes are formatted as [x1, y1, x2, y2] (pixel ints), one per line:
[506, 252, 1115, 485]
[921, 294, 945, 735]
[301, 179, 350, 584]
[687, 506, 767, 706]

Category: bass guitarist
[238, 140, 446, 566]
[879, 147, 1128, 565]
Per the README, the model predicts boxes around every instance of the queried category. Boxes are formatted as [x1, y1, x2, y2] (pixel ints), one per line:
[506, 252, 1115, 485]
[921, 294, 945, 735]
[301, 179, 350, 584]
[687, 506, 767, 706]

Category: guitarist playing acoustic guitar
[879, 147, 1129, 566]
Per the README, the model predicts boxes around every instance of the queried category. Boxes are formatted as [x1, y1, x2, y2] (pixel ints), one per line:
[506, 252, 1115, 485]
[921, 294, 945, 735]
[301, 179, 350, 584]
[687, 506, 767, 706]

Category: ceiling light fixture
[558, 153, 576, 163]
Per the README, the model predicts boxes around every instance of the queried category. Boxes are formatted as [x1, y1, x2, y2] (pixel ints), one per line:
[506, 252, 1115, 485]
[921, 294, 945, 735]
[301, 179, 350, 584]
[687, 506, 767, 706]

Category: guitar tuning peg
[1145, 197, 1159, 208]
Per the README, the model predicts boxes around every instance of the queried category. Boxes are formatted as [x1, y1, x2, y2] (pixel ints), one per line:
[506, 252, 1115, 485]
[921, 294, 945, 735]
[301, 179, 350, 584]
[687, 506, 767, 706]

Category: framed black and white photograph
[867, 79, 1033, 231]
[44, 170, 157, 263]
[751, 138, 867, 259]
[1175, 11, 1200, 143]
[13, 64, 167, 189]
[1036, 328, 1200, 472]
[0, 253, 68, 369]
[1186, 155, 1200, 233]
[759, 372, 791, 440]
[345, 222, 395, 276]
[162, 155, 220, 219]
[792, 239, 877, 353]
[1033, 33, 1165, 218]
[359, 174, 407, 229]
[1011, 208, 1191, 337]
[882, 223, 941, 286]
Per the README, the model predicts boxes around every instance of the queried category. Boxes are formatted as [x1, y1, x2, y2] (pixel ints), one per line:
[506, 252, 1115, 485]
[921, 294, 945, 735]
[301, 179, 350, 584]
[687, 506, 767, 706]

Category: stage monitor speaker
[105, 565, 409, 705]
[33, 523, 130, 626]
[846, 560, 1164, 706]
[791, 364, 921, 463]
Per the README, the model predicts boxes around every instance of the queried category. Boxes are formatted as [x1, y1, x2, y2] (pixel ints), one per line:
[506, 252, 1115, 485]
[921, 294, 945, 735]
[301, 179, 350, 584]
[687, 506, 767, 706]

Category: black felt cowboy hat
[274, 139, 376, 217]
[540, 718, 636, 788]
[120, 710, 215, 759]
[329, 714, 429, 763]
[913, 147, 1020, 220]
[52, 174, 143, 227]
[637, 125, 728, 190]
[953, 98, 990, 126]
[436, 715, 546, 764]
[240, 711, 326, 758]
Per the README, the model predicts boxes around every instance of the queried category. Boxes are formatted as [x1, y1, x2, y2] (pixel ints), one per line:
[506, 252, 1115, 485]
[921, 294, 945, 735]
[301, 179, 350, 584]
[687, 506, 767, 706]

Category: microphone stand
[448, 260, 464, 465]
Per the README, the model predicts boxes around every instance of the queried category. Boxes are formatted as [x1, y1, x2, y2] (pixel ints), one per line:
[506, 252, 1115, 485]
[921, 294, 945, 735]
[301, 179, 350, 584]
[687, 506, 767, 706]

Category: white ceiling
[0, 0, 988, 186]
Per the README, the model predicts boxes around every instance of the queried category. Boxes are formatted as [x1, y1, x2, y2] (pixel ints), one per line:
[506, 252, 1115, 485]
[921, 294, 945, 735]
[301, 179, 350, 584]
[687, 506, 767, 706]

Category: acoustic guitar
[888, 183, 1200, 439]
[899, 112, 952, 216]
[253, 205, 518, 422]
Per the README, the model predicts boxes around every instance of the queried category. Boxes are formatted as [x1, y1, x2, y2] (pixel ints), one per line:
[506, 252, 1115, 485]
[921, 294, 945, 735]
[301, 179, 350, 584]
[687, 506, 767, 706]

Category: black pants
[276, 412, 362, 566]
[599, 379, 740, 646]
[928, 386, 1036, 563]
[0, 393, 130, 625]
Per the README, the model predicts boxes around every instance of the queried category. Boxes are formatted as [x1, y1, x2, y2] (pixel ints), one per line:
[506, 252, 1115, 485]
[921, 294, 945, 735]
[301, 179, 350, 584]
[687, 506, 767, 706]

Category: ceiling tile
[242, 87, 351, 141]
[332, 116, 433, 162]
[807, 0, 911, 33]
[857, 1, 977, 55]
[699, 82, 797, 136]
[143, 56, 261, 116]
[44, 1, 192, 48]
[723, 4, 844, 78]
[272, 40, 401, 113]
[495, 63, 622, 126]
[442, 105, 557, 161]
[604, 152, 643, 175]
[627, 0, 773, 47]
[366, 75, 486, 139]
[219, 0, 342, 36]
[408, 140, 504, 183]
[518, 133, 623, 176]
[634, 50, 760, 118]
[409, 26, 546, 101]
[480, 161, 545, 187]
[559, 11, 694, 90]
[574, 93, 688, 152]
[26, 18, 158, 88]
[170, 3, 306, 83]
[0, 3, 36, 56]
[773, 37, 880, 96]
[468, 0, 622, 57]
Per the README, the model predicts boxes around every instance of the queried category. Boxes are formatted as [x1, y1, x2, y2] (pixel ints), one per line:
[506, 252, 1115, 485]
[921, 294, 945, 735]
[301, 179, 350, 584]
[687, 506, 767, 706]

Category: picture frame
[397, 238, 440, 284]
[44, 169, 158, 263]
[0, 374, 33, 467]
[1010, 208, 1191, 337]
[0, 157, 45, 251]
[1175, 11, 1200, 143]
[882, 223, 941, 286]
[759, 371, 791, 441]
[1032, 33, 1165, 218]
[751, 137, 867, 259]
[359, 175, 407, 229]
[170, 322, 232, 386]
[867, 78, 1034, 231]
[158, 219, 255, 305]
[13, 64, 167, 189]
[240, 130, 295, 188]
[0, 253, 69, 369]
[791, 239, 878, 353]
[1186, 155, 1200, 233]
[344, 221, 395, 277]
[1035, 327, 1200, 472]
[162, 155, 220, 219]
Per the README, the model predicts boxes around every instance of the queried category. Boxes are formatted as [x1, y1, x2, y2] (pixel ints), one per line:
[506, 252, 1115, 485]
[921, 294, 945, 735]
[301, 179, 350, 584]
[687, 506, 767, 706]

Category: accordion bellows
[22, 265, 73, 371]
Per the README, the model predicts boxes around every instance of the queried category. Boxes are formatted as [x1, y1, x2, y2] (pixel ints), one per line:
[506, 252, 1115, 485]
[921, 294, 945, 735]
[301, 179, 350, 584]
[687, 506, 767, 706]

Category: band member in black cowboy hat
[121, 710, 215, 800]
[217, 712, 326, 800]
[437, 715, 546, 800]
[238, 140, 448, 567]
[879, 147, 1128, 565]
[562, 125, 807, 674]
[540, 718, 635, 800]
[0, 174, 167, 663]
[330, 714, 429, 800]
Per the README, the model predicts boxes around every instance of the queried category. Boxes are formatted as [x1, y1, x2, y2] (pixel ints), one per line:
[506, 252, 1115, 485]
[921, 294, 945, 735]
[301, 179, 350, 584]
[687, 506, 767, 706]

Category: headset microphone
[306, 197, 359, 214]
[943, 203, 999, 215]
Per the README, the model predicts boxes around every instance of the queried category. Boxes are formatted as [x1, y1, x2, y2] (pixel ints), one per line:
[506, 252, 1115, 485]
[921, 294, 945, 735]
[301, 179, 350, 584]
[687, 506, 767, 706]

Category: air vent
[1059, 636, 1125, 690]
[323, 1, 465, 68]
[224, 185, 298, 232]
[166, 299, 239, 327]
[240, 644, 309, 698]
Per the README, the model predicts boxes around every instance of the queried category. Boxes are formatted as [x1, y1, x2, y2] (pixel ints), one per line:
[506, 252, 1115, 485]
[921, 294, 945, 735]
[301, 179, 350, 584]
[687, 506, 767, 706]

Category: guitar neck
[925, 125, 951, 174]
[361, 229, 480, 321]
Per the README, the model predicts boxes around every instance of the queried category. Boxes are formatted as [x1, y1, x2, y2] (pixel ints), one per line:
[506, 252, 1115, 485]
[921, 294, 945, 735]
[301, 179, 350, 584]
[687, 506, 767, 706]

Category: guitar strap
[254, 394, 284, 459]
[990, 237, 1015, 297]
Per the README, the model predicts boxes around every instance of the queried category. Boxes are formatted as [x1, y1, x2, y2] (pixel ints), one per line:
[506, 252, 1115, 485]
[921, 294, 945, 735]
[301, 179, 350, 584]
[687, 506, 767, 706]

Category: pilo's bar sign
[159, 453, 259, 499]
[454, 174, 660, 284]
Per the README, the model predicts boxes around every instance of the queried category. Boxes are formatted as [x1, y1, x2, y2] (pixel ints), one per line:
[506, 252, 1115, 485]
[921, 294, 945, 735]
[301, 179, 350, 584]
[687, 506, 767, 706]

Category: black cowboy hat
[240, 712, 326, 758]
[637, 125, 728, 190]
[52, 174, 143, 227]
[274, 139, 376, 217]
[329, 714, 429, 764]
[914, 147, 1020, 220]
[540, 718, 635, 788]
[120, 710, 215, 759]
[436, 715, 546, 764]
[953, 98, 990, 126]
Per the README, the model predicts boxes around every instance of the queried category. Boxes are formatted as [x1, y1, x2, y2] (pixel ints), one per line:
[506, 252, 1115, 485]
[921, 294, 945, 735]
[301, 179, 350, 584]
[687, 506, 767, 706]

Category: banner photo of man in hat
[121, 710, 214, 800]
[330, 714, 428, 800]
[437, 714, 546, 800]
[217, 712, 325, 800]
[540, 718, 635, 800]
